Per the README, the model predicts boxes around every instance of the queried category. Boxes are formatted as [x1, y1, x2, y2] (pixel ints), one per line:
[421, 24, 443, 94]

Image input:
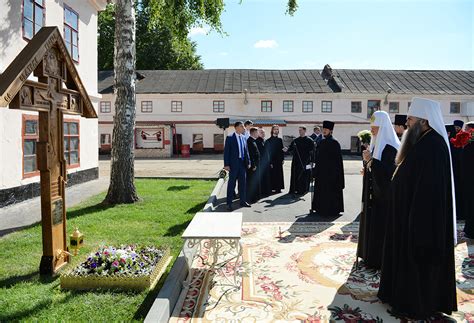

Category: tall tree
[104, 0, 139, 204]
[98, 2, 203, 70]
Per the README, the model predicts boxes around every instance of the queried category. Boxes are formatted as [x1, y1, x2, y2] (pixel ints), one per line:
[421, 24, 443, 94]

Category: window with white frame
[171, 101, 182, 112]
[100, 101, 111, 113]
[389, 102, 399, 113]
[302, 101, 313, 113]
[261, 100, 272, 112]
[141, 101, 153, 113]
[213, 100, 225, 113]
[283, 100, 294, 112]
[101, 134, 111, 145]
[321, 101, 332, 113]
[22, 0, 45, 40]
[64, 5, 79, 62]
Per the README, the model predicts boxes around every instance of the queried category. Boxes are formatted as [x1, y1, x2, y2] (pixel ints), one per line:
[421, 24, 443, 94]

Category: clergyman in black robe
[246, 128, 261, 203]
[285, 126, 314, 195]
[265, 125, 284, 193]
[311, 121, 344, 216]
[462, 122, 474, 238]
[378, 98, 457, 319]
[357, 111, 399, 270]
[256, 129, 272, 197]
[393, 114, 407, 140]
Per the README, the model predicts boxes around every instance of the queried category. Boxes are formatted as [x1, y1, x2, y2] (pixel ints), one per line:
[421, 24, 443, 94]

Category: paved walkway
[1, 156, 363, 236]
[214, 161, 363, 223]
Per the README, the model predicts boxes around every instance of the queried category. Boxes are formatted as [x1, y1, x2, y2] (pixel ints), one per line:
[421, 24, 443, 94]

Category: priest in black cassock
[462, 122, 474, 238]
[265, 125, 285, 193]
[256, 128, 272, 197]
[246, 127, 261, 203]
[357, 111, 400, 270]
[393, 114, 407, 140]
[378, 98, 457, 319]
[284, 126, 314, 196]
[311, 121, 344, 216]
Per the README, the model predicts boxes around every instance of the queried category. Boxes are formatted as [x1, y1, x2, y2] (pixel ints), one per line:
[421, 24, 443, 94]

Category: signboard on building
[135, 127, 164, 149]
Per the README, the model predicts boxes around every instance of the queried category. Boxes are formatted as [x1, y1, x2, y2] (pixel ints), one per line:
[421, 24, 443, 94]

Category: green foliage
[0, 179, 214, 321]
[98, 2, 203, 70]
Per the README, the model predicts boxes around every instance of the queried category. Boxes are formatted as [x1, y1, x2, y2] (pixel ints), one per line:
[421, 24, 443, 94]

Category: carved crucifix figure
[0, 27, 96, 275]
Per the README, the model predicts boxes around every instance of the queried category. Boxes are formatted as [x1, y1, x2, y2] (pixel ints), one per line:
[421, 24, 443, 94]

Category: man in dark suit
[224, 121, 251, 211]
[309, 126, 323, 146]
[247, 127, 261, 203]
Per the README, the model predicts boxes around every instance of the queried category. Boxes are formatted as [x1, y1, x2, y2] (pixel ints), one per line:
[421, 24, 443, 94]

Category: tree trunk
[104, 0, 139, 204]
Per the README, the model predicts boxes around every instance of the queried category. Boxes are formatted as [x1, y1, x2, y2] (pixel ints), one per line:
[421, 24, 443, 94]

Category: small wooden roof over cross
[0, 27, 97, 118]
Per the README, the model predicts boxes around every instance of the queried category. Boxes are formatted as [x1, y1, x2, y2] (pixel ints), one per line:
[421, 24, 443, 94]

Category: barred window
[283, 100, 294, 112]
[389, 102, 399, 113]
[213, 101, 225, 113]
[450, 102, 460, 114]
[100, 101, 111, 113]
[351, 101, 362, 113]
[302, 101, 313, 113]
[171, 101, 182, 112]
[321, 101, 332, 113]
[261, 101, 272, 112]
[141, 101, 153, 113]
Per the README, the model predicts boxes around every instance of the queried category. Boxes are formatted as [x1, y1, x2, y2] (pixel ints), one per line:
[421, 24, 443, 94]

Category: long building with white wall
[98, 66, 474, 156]
[0, 0, 107, 207]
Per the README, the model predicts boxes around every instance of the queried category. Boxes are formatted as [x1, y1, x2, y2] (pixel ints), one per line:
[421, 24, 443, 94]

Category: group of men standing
[223, 120, 285, 211]
[357, 98, 474, 319]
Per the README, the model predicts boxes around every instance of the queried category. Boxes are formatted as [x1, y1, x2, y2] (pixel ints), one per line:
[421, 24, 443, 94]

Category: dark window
[99, 101, 111, 113]
[141, 101, 153, 113]
[367, 100, 381, 118]
[389, 102, 399, 113]
[64, 121, 80, 166]
[213, 101, 225, 113]
[408, 102, 411, 109]
[321, 101, 332, 113]
[100, 134, 111, 145]
[351, 101, 362, 113]
[23, 117, 38, 175]
[261, 100, 272, 112]
[64, 5, 79, 62]
[450, 102, 461, 114]
[23, 0, 45, 40]
[171, 101, 182, 112]
[283, 100, 294, 112]
[302, 101, 313, 113]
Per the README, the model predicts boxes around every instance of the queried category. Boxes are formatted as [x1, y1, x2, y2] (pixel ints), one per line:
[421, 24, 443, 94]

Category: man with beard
[378, 98, 457, 319]
[256, 128, 272, 197]
[284, 126, 314, 196]
[357, 111, 400, 269]
[311, 121, 344, 216]
[463, 122, 474, 238]
[393, 114, 407, 140]
[265, 125, 285, 194]
[246, 127, 261, 203]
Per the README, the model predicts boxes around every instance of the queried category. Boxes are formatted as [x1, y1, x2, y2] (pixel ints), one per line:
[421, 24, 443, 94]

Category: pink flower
[120, 258, 126, 264]
[112, 260, 119, 267]
[274, 292, 283, 300]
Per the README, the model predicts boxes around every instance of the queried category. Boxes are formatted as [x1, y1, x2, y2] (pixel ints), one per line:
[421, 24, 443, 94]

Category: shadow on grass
[0, 271, 40, 288]
[133, 266, 171, 320]
[164, 221, 191, 237]
[66, 202, 115, 220]
[186, 201, 206, 214]
[0, 299, 54, 322]
[167, 186, 190, 192]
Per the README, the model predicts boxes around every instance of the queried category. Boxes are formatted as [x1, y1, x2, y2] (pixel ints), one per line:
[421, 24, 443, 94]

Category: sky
[188, 0, 473, 70]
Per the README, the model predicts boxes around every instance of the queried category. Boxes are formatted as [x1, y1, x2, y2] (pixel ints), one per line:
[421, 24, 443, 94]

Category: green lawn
[0, 179, 214, 322]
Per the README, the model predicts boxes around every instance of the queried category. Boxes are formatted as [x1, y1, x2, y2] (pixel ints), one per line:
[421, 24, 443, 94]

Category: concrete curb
[135, 176, 216, 181]
[144, 177, 225, 322]
[202, 177, 226, 212]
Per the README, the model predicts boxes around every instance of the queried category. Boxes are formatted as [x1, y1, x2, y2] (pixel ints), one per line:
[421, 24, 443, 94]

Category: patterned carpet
[171, 222, 474, 322]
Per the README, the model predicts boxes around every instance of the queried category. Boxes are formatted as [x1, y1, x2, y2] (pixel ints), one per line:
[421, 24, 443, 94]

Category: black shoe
[240, 202, 251, 207]
[226, 205, 233, 211]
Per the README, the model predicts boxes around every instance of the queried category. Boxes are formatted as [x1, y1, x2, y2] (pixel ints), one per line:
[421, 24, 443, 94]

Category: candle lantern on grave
[70, 227, 84, 256]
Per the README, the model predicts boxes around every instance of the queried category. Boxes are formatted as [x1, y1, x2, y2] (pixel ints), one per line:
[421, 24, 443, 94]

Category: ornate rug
[170, 222, 474, 322]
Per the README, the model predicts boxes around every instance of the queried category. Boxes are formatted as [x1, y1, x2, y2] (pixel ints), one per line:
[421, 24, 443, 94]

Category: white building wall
[0, 0, 105, 190]
[99, 92, 473, 152]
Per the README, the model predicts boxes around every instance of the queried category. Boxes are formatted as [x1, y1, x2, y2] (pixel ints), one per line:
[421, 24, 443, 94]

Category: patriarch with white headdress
[357, 111, 400, 270]
[378, 98, 457, 319]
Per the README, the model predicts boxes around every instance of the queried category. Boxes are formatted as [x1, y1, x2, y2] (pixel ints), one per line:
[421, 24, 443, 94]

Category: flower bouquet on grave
[61, 245, 170, 290]
[450, 130, 472, 148]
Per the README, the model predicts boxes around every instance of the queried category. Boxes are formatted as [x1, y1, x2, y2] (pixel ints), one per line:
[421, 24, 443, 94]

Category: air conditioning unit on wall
[461, 102, 474, 117]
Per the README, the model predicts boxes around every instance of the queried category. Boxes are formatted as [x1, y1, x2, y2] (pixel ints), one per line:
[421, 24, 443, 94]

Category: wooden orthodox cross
[0, 27, 97, 275]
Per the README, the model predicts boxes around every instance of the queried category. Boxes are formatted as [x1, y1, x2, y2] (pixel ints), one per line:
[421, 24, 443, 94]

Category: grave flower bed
[61, 245, 171, 290]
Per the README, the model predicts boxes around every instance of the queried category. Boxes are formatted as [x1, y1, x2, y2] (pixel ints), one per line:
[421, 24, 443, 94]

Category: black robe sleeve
[247, 138, 259, 169]
[370, 145, 397, 199]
